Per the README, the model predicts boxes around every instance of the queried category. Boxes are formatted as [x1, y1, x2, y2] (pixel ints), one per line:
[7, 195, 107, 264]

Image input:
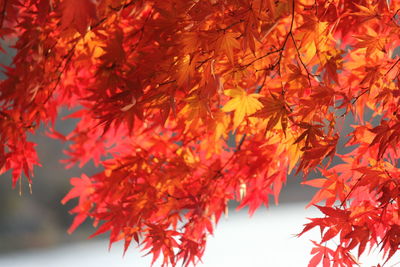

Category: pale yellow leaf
[222, 87, 263, 128]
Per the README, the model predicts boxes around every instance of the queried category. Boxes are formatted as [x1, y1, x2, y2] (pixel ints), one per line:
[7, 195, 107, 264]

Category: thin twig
[351, 87, 370, 105]
[290, 33, 313, 86]
[211, 134, 247, 180]
[384, 57, 400, 76]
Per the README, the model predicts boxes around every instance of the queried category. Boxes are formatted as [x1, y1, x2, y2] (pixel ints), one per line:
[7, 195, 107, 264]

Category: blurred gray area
[0, 39, 101, 253]
[0, 118, 99, 253]
[0, 203, 323, 267]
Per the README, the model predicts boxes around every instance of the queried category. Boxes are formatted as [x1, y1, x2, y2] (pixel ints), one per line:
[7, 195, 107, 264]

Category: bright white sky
[0, 203, 397, 267]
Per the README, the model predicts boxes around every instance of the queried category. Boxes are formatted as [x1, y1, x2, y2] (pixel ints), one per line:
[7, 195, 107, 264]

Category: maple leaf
[4, 1, 400, 266]
[61, 174, 94, 233]
[253, 93, 290, 134]
[286, 64, 310, 89]
[221, 87, 263, 129]
[344, 226, 370, 257]
[176, 54, 196, 88]
[293, 123, 324, 149]
[302, 169, 349, 208]
[353, 27, 387, 56]
[322, 49, 343, 85]
[214, 32, 240, 64]
[188, 0, 213, 21]
[99, 26, 126, 65]
[180, 92, 210, 130]
[308, 242, 333, 267]
[61, 0, 98, 35]
[352, 3, 380, 22]
[381, 225, 400, 263]
[369, 120, 400, 159]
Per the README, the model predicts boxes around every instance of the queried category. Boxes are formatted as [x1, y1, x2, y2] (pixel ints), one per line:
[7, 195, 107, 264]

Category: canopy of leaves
[1, 0, 400, 266]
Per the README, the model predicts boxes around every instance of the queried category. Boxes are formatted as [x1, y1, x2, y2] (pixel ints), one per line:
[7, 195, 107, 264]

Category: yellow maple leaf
[222, 87, 263, 128]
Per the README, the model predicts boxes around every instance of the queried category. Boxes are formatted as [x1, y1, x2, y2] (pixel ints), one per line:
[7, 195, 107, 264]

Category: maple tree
[1, 0, 400, 266]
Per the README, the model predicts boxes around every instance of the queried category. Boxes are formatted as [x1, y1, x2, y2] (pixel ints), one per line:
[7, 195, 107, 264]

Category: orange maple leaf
[215, 32, 240, 64]
[222, 87, 263, 129]
[353, 27, 386, 56]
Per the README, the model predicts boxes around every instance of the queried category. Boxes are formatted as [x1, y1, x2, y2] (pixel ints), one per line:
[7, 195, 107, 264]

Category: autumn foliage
[1, 0, 400, 266]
